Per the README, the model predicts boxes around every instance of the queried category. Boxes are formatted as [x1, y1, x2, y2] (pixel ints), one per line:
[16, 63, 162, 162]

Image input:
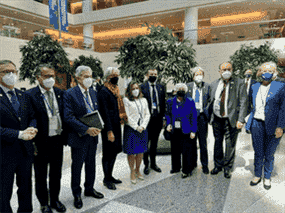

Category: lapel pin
[58, 95, 60, 98]
[0, 94, 2, 97]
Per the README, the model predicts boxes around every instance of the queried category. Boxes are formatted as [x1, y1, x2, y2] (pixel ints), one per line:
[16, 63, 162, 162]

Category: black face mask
[110, 77, 119, 85]
[177, 91, 186, 97]
[148, 76, 157, 83]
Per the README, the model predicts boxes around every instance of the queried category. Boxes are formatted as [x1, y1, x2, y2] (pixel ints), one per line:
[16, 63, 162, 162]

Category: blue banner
[59, 0, 68, 32]
[49, 0, 68, 32]
[49, 0, 59, 30]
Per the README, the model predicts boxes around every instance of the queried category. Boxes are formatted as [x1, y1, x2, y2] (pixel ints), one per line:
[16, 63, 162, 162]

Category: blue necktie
[84, 91, 92, 113]
[8, 90, 20, 114]
[195, 89, 200, 103]
[151, 85, 157, 105]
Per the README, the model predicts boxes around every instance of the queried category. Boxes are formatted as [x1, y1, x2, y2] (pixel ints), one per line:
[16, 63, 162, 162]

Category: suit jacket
[165, 96, 197, 134]
[63, 85, 99, 148]
[140, 81, 166, 118]
[186, 81, 211, 120]
[0, 87, 37, 158]
[208, 77, 248, 128]
[26, 86, 67, 149]
[246, 79, 257, 115]
[245, 81, 285, 135]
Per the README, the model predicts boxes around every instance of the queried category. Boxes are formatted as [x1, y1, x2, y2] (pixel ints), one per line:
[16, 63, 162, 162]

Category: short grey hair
[104, 67, 119, 80]
[75, 65, 92, 77]
[174, 83, 188, 93]
[191, 66, 204, 75]
[260, 61, 277, 72]
[35, 64, 55, 77]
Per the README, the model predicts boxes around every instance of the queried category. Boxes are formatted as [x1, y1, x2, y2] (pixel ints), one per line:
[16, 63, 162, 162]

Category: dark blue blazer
[63, 85, 99, 148]
[165, 96, 197, 134]
[0, 87, 37, 157]
[26, 86, 67, 147]
[245, 81, 285, 135]
[247, 79, 257, 115]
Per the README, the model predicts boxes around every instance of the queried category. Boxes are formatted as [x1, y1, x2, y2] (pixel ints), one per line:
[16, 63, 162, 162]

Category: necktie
[84, 91, 92, 113]
[246, 78, 249, 88]
[220, 82, 226, 117]
[151, 84, 157, 105]
[8, 91, 20, 114]
[195, 89, 200, 102]
[46, 91, 55, 116]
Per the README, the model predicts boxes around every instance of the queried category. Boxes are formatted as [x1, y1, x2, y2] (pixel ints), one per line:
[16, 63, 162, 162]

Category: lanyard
[41, 93, 54, 115]
[134, 99, 143, 119]
[84, 92, 94, 112]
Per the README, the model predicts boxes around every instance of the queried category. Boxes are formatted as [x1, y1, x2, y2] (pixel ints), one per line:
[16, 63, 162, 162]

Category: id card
[175, 121, 181, 128]
[50, 116, 58, 130]
[152, 102, 157, 109]
[195, 102, 202, 110]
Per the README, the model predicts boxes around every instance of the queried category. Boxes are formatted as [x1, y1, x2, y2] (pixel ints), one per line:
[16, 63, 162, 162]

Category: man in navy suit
[26, 64, 66, 213]
[0, 60, 38, 213]
[246, 62, 285, 190]
[141, 68, 166, 175]
[63, 66, 104, 210]
[186, 67, 211, 174]
[244, 69, 256, 115]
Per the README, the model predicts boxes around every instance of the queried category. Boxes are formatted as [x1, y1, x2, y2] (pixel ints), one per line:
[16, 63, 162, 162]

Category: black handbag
[163, 127, 172, 140]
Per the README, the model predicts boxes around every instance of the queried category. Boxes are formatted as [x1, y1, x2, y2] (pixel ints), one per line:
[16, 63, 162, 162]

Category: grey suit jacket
[208, 77, 248, 128]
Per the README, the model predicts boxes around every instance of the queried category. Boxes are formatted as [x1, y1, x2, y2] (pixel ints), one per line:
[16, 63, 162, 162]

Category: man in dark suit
[186, 67, 211, 174]
[208, 62, 248, 178]
[92, 71, 103, 92]
[63, 65, 104, 210]
[141, 68, 166, 175]
[244, 69, 257, 115]
[0, 60, 38, 213]
[26, 64, 66, 213]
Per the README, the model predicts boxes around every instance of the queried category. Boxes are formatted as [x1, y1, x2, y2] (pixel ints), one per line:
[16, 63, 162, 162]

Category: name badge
[152, 102, 157, 109]
[50, 116, 58, 130]
[175, 121, 181, 128]
[195, 102, 202, 110]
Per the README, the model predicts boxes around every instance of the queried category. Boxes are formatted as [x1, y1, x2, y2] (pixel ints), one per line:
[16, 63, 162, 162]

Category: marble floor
[11, 126, 285, 213]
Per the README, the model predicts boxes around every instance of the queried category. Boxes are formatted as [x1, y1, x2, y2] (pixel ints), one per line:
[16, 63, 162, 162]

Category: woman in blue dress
[123, 81, 150, 184]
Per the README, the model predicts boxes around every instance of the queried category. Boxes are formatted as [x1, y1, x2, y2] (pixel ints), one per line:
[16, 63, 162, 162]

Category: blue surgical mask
[261, 73, 273, 81]
[245, 74, 251, 78]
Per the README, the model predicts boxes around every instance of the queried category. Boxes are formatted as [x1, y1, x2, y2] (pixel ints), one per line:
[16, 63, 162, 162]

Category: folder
[79, 110, 104, 130]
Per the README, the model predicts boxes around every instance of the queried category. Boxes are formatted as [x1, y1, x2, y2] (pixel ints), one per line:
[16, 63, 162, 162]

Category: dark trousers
[251, 118, 281, 179]
[170, 128, 197, 174]
[102, 152, 118, 183]
[212, 115, 239, 170]
[195, 113, 209, 167]
[1, 145, 33, 213]
[34, 136, 64, 206]
[71, 138, 97, 197]
[143, 113, 163, 167]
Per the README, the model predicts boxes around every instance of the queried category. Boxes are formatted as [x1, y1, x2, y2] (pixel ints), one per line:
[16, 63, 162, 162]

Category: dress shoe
[103, 181, 116, 190]
[202, 166, 209, 175]
[144, 166, 150, 175]
[170, 169, 180, 174]
[181, 173, 191, 179]
[224, 169, 231, 179]
[111, 177, 122, 184]
[136, 172, 144, 180]
[210, 167, 222, 175]
[84, 189, 104, 199]
[263, 178, 271, 190]
[50, 201, 66, 212]
[250, 177, 262, 186]
[150, 165, 162, 173]
[41, 205, 53, 213]
[73, 196, 83, 209]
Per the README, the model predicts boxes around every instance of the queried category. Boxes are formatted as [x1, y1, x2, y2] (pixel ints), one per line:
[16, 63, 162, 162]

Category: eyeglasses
[0, 70, 18, 74]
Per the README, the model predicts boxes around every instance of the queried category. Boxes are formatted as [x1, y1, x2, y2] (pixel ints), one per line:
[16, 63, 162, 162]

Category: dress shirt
[254, 84, 271, 121]
[245, 78, 251, 94]
[192, 82, 203, 112]
[78, 84, 94, 111]
[39, 85, 62, 136]
[214, 79, 229, 118]
[148, 81, 160, 114]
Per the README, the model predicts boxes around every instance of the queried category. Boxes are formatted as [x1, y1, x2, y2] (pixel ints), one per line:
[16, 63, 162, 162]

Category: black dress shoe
[250, 177, 262, 186]
[170, 169, 180, 174]
[144, 166, 150, 175]
[74, 196, 83, 209]
[202, 166, 209, 174]
[50, 201, 66, 212]
[84, 189, 104, 199]
[181, 173, 191, 179]
[103, 181, 116, 190]
[41, 205, 53, 213]
[210, 167, 222, 175]
[150, 165, 162, 173]
[111, 177, 122, 184]
[224, 169, 231, 179]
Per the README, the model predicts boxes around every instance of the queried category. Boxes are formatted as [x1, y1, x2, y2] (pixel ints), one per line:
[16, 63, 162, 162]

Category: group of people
[0, 59, 284, 213]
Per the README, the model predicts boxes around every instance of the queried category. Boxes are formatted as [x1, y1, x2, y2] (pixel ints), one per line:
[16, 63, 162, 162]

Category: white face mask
[132, 89, 140, 97]
[273, 72, 277, 79]
[2, 72, 17, 86]
[83, 77, 93, 88]
[43, 77, 55, 88]
[222, 71, 232, 80]
[194, 75, 203, 83]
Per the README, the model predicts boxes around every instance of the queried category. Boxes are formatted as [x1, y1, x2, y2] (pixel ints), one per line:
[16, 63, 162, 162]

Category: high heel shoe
[136, 172, 144, 180]
[131, 172, 137, 184]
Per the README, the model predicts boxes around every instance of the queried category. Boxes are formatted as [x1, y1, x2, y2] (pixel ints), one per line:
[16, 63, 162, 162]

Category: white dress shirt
[245, 78, 251, 94]
[148, 81, 160, 114]
[254, 84, 271, 121]
[78, 84, 94, 111]
[192, 82, 203, 112]
[214, 79, 229, 118]
[39, 85, 62, 136]
[123, 97, 150, 131]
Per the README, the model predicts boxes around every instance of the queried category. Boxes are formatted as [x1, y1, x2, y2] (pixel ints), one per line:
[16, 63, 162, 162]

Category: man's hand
[166, 124, 172, 132]
[275, 127, 283, 138]
[190, 133, 195, 139]
[236, 121, 244, 129]
[22, 127, 38, 141]
[86, 127, 101, 137]
[137, 126, 144, 133]
[108, 131, 115, 142]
